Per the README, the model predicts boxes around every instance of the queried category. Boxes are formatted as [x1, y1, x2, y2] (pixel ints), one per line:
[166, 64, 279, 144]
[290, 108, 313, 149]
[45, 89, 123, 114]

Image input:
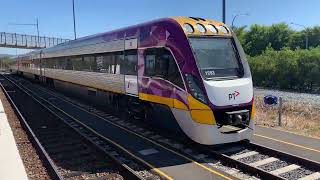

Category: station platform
[0, 100, 28, 180]
[252, 125, 320, 163]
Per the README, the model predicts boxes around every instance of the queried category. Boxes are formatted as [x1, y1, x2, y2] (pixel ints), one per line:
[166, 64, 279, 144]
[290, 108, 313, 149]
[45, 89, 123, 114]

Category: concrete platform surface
[252, 125, 320, 163]
[0, 100, 28, 180]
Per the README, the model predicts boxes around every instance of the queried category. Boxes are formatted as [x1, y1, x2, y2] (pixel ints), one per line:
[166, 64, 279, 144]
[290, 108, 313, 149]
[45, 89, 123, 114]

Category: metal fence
[0, 32, 70, 49]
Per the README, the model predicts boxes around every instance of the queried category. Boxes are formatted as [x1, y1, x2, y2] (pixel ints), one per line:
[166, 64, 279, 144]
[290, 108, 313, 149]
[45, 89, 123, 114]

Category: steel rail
[204, 141, 320, 179]
[9, 74, 281, 179]
[20, 77, 285, 179]
[248, 142, 320, 172]
[8, 74, 320, 180]
[1, 74, 146, 180]
[47, 85, 320, 179]
[204, 145, 286, 180]
[0, 76, 63, 180]
[5, 75, 237, 180]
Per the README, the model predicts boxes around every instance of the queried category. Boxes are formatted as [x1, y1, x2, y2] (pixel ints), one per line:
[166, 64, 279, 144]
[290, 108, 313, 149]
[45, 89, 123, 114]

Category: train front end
[171, 17, 254, 145]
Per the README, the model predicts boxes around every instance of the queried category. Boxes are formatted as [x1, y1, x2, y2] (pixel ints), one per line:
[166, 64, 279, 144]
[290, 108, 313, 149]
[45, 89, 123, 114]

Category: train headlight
[183, 23, 194, 33]
[207, 24, 218, 34]
[185, 74, 208, 104]
[218, 25, 229, 34]
[196, 23, 206, 33]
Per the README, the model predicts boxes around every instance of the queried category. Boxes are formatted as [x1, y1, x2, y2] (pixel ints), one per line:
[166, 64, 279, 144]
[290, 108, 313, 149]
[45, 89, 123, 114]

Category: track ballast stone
[280, 167, 315, 179]
[258, 160, 289, 172]
[238, 154, 270, 164]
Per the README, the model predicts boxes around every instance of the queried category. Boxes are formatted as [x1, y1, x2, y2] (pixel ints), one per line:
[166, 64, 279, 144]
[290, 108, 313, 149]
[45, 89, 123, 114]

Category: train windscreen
[189, 37, 243, 79]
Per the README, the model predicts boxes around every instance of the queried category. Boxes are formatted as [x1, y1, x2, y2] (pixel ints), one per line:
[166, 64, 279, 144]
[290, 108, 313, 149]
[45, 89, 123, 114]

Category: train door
[139, 47, 188, 130]
[140, 48, 176, 106]
[124, 38, 138, 96]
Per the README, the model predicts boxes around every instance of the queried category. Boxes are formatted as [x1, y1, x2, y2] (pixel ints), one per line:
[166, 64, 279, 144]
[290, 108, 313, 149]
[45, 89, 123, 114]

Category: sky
[1, 0, 319, 55]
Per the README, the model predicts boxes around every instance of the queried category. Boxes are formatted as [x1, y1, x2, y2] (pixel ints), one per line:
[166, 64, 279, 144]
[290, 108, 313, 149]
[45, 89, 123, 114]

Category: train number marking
[204, 70, 215, 76]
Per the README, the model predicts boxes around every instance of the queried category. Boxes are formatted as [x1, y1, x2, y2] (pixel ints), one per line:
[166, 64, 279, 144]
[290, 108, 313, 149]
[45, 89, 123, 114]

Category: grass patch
[254, 96, 320, 138]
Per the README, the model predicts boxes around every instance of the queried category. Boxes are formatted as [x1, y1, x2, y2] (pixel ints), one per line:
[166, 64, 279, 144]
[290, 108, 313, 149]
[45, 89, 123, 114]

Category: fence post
[278, 97, 282, 126]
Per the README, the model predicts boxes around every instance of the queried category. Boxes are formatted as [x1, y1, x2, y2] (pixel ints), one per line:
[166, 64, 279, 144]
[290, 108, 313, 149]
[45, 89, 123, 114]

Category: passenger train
[10, 17, 254, 145]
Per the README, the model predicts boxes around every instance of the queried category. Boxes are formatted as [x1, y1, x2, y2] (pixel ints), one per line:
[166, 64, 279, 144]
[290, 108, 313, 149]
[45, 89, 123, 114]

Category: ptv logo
[228, 91, 240, 100]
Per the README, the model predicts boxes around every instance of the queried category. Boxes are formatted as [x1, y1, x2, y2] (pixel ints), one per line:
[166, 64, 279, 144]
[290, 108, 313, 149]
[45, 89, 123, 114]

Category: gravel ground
[258, 160, 289, 172]
[228, 148, 252, 156]
[280, 168, 315, 179]
[237, 154, 270, 164]
[254, 87, 320, 138]
[254, 88, 320, 106]
[0, 88, 52, 180]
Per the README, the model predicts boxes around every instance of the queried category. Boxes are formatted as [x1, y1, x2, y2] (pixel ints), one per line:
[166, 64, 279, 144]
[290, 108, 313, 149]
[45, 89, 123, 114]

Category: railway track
[2, 74, 240, 180]
[207, 142, 320, 180]
[0, 77, 63, 180]
[0, 74, 152, 180]
[5, 74, 320, 180]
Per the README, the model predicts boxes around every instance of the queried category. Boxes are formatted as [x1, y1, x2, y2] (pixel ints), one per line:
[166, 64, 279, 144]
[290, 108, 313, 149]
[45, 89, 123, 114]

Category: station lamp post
[231, 13, 249, 29]
[290, 22, 309, 49]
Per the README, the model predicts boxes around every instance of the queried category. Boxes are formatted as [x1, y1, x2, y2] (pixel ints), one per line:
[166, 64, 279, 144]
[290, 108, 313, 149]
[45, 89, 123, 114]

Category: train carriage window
[95, 53, 117, 74]
[83, 56, 96, 71]
[113, 52, 122, 74]
[96, 55, 106, 73]
[54, 57, 67, 70]
[144, 48, 184, 89]
[122, 50, 137, 75]
[65, 58, 73, 70]
[34, 59, 40, 68]
[70, 57, 82, 71]
[46, 59, 55, 69]
[105, 54, 115, 73]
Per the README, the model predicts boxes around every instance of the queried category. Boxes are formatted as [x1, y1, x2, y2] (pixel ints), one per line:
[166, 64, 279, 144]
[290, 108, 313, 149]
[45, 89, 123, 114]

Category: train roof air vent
[189, 17, 206, 21]
[189, 17, 199, 21]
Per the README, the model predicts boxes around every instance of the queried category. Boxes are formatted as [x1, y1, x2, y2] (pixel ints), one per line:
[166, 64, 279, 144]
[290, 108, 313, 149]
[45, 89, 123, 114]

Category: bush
[248, 47, 320, 93]
[233, 24, 320, 56]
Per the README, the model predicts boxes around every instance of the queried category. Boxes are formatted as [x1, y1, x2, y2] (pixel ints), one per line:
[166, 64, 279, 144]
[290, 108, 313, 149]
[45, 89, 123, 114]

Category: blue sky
[1, 0, 319, 55]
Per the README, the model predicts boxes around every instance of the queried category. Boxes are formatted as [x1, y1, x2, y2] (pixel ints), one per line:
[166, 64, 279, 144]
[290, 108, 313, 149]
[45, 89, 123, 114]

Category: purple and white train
[10, 17, 254, 145]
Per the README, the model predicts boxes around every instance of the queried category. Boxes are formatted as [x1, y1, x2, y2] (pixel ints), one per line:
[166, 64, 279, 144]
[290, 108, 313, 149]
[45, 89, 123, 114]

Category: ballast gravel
[280, 167, 315, 179]
[0, 89, 52, 180]
[228, 148, 252, 156]
[258, 160, 289, 172]
[238, 154, 270, 164]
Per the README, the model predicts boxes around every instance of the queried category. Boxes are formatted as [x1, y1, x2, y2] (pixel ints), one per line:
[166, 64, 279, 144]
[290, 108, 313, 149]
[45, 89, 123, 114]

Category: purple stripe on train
[98, 18, 207, 108]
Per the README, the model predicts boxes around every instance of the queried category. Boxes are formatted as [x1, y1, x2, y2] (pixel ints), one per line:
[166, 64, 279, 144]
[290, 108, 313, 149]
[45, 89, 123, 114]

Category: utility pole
[290, 22, 309, 49]
[72, 0, 77, 40]
[222, 0, 226, 23]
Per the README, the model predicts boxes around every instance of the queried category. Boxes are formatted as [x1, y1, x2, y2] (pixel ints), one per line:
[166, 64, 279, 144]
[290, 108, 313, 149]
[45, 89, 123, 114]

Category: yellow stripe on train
[139, 93, 216, 125]
[138, 93, 188, 110]
[188, 95, 216, 125]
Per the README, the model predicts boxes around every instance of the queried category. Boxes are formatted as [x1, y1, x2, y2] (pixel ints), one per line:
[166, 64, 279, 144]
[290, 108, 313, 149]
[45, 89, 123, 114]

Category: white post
[278, 97, 282, 126]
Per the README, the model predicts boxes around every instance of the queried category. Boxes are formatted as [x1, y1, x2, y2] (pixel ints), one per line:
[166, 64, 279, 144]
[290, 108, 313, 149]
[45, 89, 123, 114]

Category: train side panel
[44, 69, 125, 94]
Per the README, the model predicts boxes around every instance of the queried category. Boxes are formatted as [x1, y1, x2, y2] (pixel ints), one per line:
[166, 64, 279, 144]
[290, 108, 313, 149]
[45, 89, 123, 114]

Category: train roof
[15, 16, 231, 60]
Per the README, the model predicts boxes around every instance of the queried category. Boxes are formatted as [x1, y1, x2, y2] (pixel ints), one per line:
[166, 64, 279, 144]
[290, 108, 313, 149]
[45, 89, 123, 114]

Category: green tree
[248, 47, 320, 93]
[306, 26, 320, 48]
[243, 24, 270, 56]
[232, 25, 247, 45]
[0, 56, 13, 69]
[268, 23, 293, 50]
